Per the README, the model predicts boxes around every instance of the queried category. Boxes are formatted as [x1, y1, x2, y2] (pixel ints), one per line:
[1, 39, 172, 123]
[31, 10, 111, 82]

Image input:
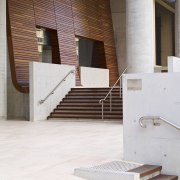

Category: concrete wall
[168, 56, 180, 72]
[30, 62, 75, 121]
[0, 0, 7, 120]
[7, 54, 29, 120]
[80, 67, 109, 87]
[123, 73, 180, 177]
[110, 0, 126, 75]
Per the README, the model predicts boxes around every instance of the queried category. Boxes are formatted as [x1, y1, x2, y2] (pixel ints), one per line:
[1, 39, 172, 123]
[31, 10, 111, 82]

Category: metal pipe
[110, 92, 112, 112]
[139, 116, 180, 131]
[99, 67, 127, 120]
[120, 77, 122, 98]
[39, 70, 75, 104]
[102, 101, 104, 120]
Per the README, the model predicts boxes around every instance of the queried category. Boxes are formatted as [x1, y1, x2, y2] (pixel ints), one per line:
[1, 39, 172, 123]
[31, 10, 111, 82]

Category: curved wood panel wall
[7, 0, 118, 92]
[7, 0, 39, 92]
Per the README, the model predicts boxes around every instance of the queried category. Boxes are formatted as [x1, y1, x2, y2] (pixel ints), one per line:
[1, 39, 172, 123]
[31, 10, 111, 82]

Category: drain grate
[75, 160, 142, 173]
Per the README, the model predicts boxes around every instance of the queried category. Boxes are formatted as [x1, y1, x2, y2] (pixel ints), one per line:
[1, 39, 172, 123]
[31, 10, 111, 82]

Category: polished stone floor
[0, 120, 123, 180]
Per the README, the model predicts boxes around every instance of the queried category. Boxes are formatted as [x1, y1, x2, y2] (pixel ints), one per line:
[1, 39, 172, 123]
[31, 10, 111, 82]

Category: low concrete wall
[30, 62, 75, 121]
[168, 56, 180, 72]
[123, 73, 180, 177]
[80, 67, 109, 87]
[0, 0, 6, 120]
[74, 170, 139, 180]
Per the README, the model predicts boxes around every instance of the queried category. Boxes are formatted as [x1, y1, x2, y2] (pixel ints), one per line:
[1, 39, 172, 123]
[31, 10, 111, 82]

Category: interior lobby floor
[0, 120, 123, 180]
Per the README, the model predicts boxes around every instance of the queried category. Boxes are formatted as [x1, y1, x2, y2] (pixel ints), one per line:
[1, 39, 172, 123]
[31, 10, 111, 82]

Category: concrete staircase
[128, 165, 178, 180]
[47, 87, 122, 120]
[74, 161, 178, 180]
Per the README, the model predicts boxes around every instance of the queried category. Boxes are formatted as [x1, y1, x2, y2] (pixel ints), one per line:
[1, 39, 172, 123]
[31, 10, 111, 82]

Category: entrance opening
[36, 27, 61, 64]
[76, 37, 107, 69]
[155, 2, 175, 66]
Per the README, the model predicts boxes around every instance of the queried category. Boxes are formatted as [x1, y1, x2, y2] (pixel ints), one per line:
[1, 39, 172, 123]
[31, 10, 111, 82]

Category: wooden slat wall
[71, 0, 89, 37]
[86, 0, 103, 41]
[7, 0, 118, 92]
[54, 0, 80, 85]
[33, 0, 57, 30]
[7, 0, 39, 92]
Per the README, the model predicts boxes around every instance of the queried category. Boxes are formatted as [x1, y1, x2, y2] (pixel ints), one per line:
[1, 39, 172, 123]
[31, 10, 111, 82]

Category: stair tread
[54, 109, 122, 111]
[62, 99, 122, 102]
[52, 111, 122, 115]
[71, 89, 120, 92]
[56, 107, 122, 110]
[50, 113, 122, 117]
[128, 165, 162, 178]
[58, 102, 122, 107]
[55, 109, 122, 112]
[66, 95, 122, 99]
[71, 87, 120, 90]
[49, 115, 122, 119]
[68, 93, 121, 95]
[149, 174, 178, 180]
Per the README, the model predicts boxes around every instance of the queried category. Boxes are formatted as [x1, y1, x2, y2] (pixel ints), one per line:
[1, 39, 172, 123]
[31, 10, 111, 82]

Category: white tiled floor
[0, 120, 123, 180]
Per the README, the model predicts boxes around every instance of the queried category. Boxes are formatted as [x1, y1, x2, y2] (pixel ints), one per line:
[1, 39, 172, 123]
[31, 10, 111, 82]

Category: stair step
[62, 99, 122, 103]
[128, 165, 162, 178]
[55, 107, 122, 111]
[52, 111, 122, 115]
[59, 103, 122, 107]
[149, 174, 178, 180]
[71, 89, 120, 92]
[68, 92, 121, 96]
[71, 87, 120, 90]
[57, 102, 122, 108]
[66, 96, 122, 99]
[48, 114, 122, 119]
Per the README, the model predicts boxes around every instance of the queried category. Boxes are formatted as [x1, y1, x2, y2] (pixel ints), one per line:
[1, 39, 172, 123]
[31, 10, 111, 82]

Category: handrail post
[99, 67, 127, 120]
[110, 92, 112, 112]
[102, 101, 104, 120]
[120, 77, 122, 98]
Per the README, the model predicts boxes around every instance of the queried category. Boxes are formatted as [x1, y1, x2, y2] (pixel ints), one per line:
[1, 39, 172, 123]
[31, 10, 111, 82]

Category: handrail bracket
[139, 116, 180, 131]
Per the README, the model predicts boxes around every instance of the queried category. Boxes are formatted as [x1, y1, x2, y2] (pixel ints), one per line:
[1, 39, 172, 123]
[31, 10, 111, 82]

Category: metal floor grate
[75, 160, 142, 173]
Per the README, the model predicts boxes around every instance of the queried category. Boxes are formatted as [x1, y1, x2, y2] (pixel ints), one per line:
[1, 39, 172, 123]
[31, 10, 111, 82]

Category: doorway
[155, 2, 175, 66]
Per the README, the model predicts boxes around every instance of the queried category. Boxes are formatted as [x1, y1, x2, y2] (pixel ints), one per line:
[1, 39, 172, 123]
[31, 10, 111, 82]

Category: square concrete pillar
[0, 0, 7, 120]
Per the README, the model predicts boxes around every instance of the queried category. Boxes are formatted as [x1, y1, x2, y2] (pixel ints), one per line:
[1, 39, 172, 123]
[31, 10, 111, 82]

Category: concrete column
[110, 0, 127, 75]
[0, 0, 7, 120]
[126, 0, 155, 73]
[175, 0, 180, 57]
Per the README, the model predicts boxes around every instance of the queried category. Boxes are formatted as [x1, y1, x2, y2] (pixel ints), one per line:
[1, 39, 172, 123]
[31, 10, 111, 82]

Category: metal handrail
[39, 70, 75, 104]
[139, 116, 180, 131]
[99, 67, 127, 120]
